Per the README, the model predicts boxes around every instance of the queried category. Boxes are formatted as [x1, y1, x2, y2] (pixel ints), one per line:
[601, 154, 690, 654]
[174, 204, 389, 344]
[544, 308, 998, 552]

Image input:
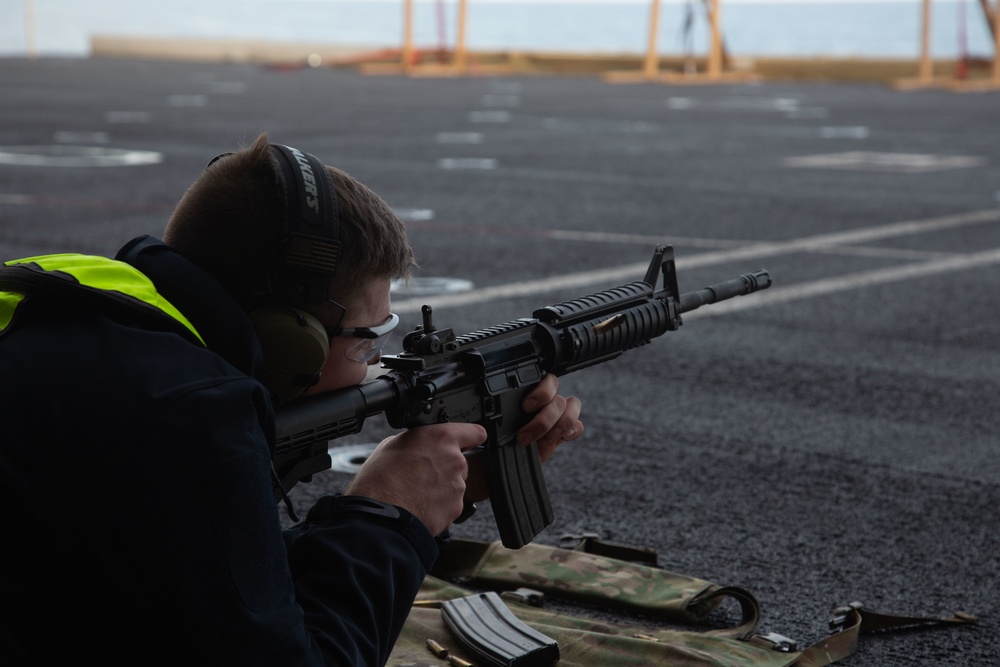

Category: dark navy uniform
[0, 237, 435, 665]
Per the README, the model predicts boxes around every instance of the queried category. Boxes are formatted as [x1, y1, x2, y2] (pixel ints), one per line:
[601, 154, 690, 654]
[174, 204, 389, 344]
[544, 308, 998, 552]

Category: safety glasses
[325, 312, 399, 362]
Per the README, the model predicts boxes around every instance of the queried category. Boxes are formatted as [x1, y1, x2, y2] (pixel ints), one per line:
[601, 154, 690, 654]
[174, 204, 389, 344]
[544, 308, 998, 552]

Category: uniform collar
[116, 235, 263, 378]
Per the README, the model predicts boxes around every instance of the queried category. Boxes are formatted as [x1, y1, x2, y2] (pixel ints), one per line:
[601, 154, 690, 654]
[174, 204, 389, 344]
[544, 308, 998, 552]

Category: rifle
[273, 245, 771, 548]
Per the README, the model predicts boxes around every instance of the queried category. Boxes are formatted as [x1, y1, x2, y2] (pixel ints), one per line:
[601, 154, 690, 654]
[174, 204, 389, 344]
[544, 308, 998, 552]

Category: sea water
[2, 0, 995, 59]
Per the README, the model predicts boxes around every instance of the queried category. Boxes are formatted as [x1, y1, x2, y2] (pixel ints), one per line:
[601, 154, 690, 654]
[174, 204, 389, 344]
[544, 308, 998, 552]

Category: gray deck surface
[2, 56, 997, 665]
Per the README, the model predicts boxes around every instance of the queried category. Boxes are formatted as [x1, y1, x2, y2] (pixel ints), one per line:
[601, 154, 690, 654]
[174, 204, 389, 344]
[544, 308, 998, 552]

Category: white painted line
[0, 146, 163, 168]
[819, 126, 870, 139]
[666, 96, 801, 112]
[106, 111, 151, 124]
[807, 245, 956, 261]
[727, 97, 800, 112]
[54, 131, 110, 144]
[392, 208, 1000, 313]
[392, 277, 474, 297]
[482, 94, 520, 107]
[207, 81, 247, 94]
[784, 151, 987, 173]
[469, 110, 511, 123]
[395, 208, 435, 221]
[784, 107, 828, 120]
[488, 81, 522, 93]
[437, 158, 498, 170]
[0, 194, 33, 205]
[436, 132, 484, 144]
[543, 230, 746, 249]
[691, 246, 1000, 317]
[675, 209, 1000, 269]
[394, 262, 642, 314]
[168, 94, 208, 107]
[541, 118, 658, 133]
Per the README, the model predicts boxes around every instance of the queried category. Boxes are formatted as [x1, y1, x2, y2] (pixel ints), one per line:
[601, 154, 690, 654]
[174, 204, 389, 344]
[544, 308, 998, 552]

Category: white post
[402, 0, 414, 73]
[25, 0, 38, 58]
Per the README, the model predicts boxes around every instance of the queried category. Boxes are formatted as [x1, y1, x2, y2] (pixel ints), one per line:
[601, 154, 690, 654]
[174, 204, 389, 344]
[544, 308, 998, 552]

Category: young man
[0, 133, 582, 665]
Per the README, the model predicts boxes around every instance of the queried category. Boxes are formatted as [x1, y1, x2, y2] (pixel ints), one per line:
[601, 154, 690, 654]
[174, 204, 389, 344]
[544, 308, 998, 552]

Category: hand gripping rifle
[273, 245, 771, 548]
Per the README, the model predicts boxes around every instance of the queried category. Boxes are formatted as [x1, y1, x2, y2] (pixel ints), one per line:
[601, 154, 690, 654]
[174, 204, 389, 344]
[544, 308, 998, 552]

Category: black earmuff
[240, 144, 342, 403]
[267, 144, 341, 305]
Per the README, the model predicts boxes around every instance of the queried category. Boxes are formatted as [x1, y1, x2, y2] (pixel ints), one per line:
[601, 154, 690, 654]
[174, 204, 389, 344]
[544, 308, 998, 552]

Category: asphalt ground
[1, 56, 998, 665]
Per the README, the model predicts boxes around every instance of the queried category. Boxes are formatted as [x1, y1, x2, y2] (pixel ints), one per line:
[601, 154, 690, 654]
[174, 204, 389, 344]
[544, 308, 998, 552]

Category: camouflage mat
[391, 576, 801, 667]
[388, 538, 975, 667]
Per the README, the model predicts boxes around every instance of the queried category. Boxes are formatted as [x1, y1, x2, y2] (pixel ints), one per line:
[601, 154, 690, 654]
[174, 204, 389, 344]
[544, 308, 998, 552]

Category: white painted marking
[667, 209, 1000, 269]
[541, 118, 657, 133]
[784, 151, 987, 173]
[667, 97, 802, 112]
[395, 208, 435, 221]
[0, 194, 33, 205]
[666, 97, 694, 110]
[808, 245, 955, 261]
[726, 97, 799, 112]
[436, 132, 484, 144]
[437, 158, 498, 170]
[819, 126, 870, 139]
[392, 208, 1000, 313]
[393, 263, 636, 314]
[784, 107, 829, 119]
[469, 110, 511, 123]
[327, 443, 377, 473]
[106, 111, 151, 124]
[0, 146, 163, 168]
[168, 94, 208, 107]
[543, 230, 745, 249]
[488, 81, 522, 93]
[54, 131, 110, 144]
[392, 277, 474, 297]
[207, 81, 247, 94]
[482, 94, 520, 107]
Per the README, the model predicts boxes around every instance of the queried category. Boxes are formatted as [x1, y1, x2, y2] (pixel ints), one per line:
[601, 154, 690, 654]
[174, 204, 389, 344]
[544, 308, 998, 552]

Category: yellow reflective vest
[0, 253, 204, 344]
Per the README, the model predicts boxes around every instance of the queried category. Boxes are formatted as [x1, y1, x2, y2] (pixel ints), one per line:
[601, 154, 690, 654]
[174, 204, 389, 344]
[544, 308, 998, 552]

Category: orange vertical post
[993, 0, 1000, 83]
[455, 0, 469, 72]
[643, 0, 662, 78]
[707, 0, 722, 78]
[918, 0, 933, 82]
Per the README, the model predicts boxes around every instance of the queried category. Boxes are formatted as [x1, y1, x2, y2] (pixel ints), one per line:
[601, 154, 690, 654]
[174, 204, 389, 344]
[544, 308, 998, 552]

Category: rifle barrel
[677, 270, 771, 314]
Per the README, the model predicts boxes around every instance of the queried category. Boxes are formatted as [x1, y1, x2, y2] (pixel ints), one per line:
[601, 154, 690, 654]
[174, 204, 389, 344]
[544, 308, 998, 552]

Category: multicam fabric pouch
[388, 536, 974, 667]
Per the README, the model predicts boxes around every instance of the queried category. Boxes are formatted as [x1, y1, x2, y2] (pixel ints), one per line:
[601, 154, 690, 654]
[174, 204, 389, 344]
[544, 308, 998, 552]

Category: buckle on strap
[754, 632, 800, 652]
[557, 532, 659, 566]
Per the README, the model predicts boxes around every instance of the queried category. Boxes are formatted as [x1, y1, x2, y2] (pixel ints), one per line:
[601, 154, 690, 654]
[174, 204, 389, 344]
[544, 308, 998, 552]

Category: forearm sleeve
[284, 496, 438, 666]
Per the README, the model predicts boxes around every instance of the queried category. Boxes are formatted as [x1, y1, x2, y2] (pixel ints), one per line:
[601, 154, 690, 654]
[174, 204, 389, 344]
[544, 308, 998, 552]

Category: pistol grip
[485, 440, 554, 549]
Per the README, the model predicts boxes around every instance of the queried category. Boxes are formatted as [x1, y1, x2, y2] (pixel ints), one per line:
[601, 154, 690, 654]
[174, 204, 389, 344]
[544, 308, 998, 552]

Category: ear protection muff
[266, 144, 341, 305]
[213, 143, 342, 403]
[249, 304, 331, 402]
